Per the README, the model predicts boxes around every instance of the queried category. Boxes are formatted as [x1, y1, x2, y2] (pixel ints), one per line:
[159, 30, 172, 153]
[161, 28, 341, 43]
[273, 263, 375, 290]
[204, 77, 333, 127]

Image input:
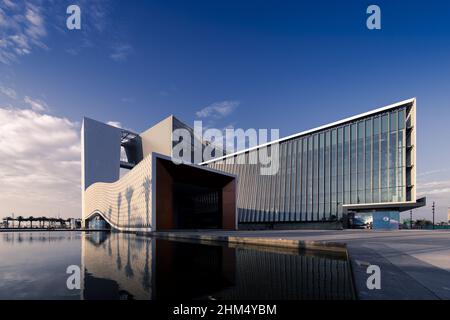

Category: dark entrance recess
[156, 157, 236, 230]
[173, 183, 221, 228]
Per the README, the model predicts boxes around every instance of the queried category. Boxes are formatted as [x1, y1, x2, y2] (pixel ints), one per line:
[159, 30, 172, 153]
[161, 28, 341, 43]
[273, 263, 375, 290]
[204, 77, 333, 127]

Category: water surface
[0, 231, 354, 300]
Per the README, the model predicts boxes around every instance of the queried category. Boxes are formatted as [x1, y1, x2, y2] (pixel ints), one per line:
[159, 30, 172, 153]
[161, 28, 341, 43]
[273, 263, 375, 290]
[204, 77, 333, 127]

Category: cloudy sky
[1, 0, 450, 221]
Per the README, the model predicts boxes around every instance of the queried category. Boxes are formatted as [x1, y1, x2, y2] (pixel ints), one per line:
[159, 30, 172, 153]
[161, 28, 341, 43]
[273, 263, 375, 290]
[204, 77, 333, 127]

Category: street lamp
[410, 210, 413, 229]
[432, 202, 435, 230]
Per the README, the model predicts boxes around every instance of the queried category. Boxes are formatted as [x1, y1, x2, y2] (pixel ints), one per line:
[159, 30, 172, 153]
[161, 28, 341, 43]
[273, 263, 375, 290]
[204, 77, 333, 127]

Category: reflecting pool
[0, 231, 355, 300]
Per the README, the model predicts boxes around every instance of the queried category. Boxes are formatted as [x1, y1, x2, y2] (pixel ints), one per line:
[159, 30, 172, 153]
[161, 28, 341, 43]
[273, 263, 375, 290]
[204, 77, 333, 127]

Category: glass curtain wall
[208, 105, 410, 223]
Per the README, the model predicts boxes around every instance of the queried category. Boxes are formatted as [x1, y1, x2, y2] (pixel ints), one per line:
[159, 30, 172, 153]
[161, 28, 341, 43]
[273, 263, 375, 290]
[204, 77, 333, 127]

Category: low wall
[239, 221, 343, 230]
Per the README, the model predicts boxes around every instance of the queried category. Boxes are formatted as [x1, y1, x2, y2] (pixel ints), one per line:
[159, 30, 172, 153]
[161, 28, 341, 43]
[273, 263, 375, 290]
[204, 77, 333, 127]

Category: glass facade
[207, 103, 414, 223]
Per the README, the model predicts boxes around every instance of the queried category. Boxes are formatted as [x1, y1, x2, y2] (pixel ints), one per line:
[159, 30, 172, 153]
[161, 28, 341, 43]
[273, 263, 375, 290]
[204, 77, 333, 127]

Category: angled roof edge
[200, 97, 416, 165]
[82, 116, 140, 136]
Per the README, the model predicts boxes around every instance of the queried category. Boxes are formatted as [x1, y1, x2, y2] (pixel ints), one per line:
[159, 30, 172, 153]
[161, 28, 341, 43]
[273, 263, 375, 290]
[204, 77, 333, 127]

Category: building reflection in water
[81, 232, 354, 300]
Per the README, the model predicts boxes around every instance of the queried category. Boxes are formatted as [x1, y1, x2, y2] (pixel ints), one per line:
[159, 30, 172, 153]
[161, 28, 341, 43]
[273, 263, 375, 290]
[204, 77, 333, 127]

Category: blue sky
[1, 0, 450, 220]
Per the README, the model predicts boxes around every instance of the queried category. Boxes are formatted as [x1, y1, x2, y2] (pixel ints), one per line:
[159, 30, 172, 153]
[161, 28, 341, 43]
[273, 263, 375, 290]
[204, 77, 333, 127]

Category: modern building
[81, 116, 237, 232]
[204, 98, 425, 229]
[82, 98, 425, 231]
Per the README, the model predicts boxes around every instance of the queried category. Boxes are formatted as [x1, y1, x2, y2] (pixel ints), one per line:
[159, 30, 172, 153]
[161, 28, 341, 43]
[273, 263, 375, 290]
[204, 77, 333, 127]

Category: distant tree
[5, 217, 13, 228]
[42, 217, 48, 228]
[17, 216, 24, 228]
[414, 219, 433, 229]
[29, 216, 34, 228]
[402, 219, 413, 229]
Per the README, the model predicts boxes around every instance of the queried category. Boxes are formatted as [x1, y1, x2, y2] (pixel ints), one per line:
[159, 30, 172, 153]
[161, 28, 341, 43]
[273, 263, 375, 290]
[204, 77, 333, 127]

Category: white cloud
[196, 100, 240, 119]
[2, 0, 17, 10]
[417, 180, 450, 196]
[25, 4, 46, 40]
[0, 86, 16, 99]
[24, 96, 48, 112]
[110, 44, 133, 62]
[0, 2, 47, 64]
[121, 97, 134, 103]
[107, 121, 122, 128]
[106, 121, 137, 134]
[0, 105, 81, 218]
[413, 176, 450, 223]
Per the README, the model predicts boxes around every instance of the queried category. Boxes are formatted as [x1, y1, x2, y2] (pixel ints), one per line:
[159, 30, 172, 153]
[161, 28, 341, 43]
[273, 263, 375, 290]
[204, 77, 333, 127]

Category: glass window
[358, 122, 365, 173]
[337, 127, 343, 214]
[313, 134, 319, 218]
[397, 131, 405, 189]
[398, 109, 406, 130]
[278, 143, 286, 218]
[301, 138, 308, 216]
[307, 136, 313, 219]
[374, 116, 380, 135]
[272, 150, 280, 218]
[344, 126, 350, 204]
[380, 115, 388, 198]
[381, 114, 389, 133]
[350, 124, 357, 203]
[373, 117, 380, 203]
[365, 119, 372, 203]
[285, 142, 292, 219]
[390, 130, 398, 158]
[290, 141, 297, 220]
[365, 119, 372, 137]
[324, 131, 331, 217]
[296, 139, 302, 219]
[390, 111, 398, 132]
[331, 129, 337, 216]
[381, 187, 388, 202]
[318, 133, 324, 217]
[268, 150, 276, 214]
[357, 122, 364, 203]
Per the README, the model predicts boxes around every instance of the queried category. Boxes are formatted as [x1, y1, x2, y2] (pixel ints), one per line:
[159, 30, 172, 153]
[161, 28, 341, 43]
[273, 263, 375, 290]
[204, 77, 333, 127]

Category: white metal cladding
[84, 154, 153, 232]
[83, 152, 237, 231]
[206, 100, 416, 223]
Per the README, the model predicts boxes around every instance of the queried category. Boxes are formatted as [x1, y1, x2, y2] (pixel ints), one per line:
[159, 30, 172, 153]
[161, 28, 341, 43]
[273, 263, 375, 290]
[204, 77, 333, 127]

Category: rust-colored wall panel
[222, 180, 236, 230]
[156, 157, 236, 230]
